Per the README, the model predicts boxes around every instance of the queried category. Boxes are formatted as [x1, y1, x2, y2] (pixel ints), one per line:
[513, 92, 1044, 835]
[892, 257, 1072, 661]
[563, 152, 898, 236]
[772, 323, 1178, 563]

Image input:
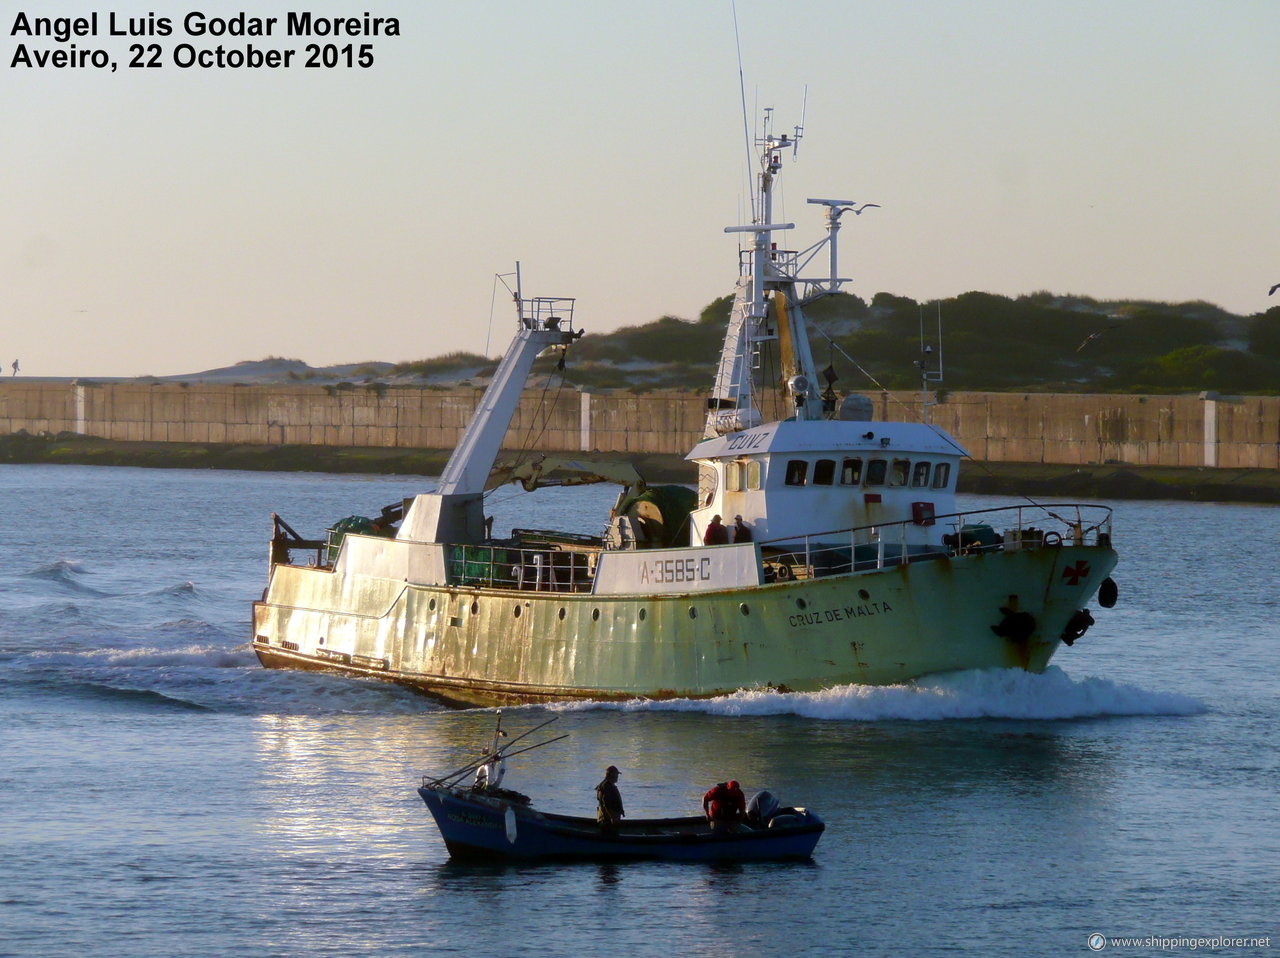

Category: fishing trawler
[252, 111, 1118, 707]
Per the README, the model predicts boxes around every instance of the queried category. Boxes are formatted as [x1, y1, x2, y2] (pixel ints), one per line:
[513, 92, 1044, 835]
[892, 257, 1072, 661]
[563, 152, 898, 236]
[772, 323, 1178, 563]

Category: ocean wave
[152, 619, 232, 643]
[24, 559, 91, 578]
[21, 644, 256, 669]
[19, 559, 106, 595]
[10, 645, 437, 716]
[548, 667, 1208, 722]
[138, 581, 199, 598]
[53, 680, 213, 712]
[29, 601, 91, 620]
[230, 670, 441, 716]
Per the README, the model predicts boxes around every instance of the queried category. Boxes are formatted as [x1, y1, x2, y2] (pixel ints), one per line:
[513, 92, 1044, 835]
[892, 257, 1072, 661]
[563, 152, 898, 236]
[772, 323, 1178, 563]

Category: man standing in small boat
[596, 765, 625, 833]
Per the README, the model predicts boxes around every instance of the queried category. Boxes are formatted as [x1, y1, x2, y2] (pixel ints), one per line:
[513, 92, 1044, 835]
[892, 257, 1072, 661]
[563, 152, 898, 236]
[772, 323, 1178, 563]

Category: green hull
[253, 543, 1117, 708]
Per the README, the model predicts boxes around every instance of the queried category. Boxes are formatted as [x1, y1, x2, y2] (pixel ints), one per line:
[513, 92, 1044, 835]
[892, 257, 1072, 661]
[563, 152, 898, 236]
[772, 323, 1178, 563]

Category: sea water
[0, 464, 1276, 957]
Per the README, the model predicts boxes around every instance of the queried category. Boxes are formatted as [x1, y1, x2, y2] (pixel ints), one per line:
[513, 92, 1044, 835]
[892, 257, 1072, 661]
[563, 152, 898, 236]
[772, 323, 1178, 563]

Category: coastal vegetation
[187, 292, 1280, 395]
[508, 292, 1280, 394]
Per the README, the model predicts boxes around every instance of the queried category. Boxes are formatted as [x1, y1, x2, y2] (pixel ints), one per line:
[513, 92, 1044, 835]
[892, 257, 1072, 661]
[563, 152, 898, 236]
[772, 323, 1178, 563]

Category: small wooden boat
[417, 716, 824, 862]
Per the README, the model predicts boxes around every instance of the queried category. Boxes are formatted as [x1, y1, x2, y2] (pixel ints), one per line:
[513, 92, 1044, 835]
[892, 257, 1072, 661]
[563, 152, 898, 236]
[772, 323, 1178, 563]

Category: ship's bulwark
[252, 543, 1117, 708]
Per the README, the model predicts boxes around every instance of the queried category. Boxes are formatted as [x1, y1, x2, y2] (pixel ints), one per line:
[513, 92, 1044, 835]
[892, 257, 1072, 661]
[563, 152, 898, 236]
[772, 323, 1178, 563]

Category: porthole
[513, 605, 521, 618]
[592, 608, 601, 622]
[470, 600, 479, 615]
[796, 598, 808, 610]
[638, 608, 647, 621]
[740, 603, 750, 616]
[688, 607, 698, 619]
[558, 607, 567, 621]
[428, 598, 437, 611]
[858, 589, 870, 601]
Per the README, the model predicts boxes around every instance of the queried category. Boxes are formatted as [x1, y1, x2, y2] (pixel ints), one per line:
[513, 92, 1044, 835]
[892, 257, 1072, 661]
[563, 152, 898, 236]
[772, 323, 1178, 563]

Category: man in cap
[595, 765, 625, 832]
[703, 514, 729, 545]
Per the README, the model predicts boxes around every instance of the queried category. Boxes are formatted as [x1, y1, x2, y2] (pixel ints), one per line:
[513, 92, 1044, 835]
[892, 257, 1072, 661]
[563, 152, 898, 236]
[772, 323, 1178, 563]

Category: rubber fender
[1060, 608, 1095, 646]
[990, 608, 1037, 642]
[1098, 577, 1118, 609]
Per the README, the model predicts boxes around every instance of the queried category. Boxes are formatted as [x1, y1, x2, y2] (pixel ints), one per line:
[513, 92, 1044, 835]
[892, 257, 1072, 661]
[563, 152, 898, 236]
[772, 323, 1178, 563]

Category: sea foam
[549, 667, 1207, 722]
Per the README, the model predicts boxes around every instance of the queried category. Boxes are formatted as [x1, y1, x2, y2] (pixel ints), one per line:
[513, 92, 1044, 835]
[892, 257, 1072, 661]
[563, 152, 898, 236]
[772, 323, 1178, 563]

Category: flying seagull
[1076, 324, 1121, 352]
[832, 202, 881, 222]
[1270, 283, 1279, 296]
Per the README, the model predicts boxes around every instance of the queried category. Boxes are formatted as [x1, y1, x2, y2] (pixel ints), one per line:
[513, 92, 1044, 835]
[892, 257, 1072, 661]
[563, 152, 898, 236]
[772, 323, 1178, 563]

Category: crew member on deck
[732, 515, 752, 543]
[596, 765, 625, 832]
[703, 514, 729, 545]
[703, 779, 746, 831]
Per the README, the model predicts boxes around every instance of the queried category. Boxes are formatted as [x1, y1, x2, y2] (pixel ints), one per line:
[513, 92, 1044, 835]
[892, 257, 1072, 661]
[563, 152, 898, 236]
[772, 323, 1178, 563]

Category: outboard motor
[746, 789, 780, 827]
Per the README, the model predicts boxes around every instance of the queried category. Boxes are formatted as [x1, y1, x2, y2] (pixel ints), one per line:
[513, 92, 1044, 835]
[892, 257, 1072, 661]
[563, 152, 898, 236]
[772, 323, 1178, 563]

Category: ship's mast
[707, 108, 830, 436]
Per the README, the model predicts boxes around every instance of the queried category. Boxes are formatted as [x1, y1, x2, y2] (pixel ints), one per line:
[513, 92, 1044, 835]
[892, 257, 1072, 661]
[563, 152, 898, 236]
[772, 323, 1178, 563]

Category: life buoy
[1098, 577, 1118, 609]
[1060, 608, 1095, 646]
[1043, 530, 1063, 547]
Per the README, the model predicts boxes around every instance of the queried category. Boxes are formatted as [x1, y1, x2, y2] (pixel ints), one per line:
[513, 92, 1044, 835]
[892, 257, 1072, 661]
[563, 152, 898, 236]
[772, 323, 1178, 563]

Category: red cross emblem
[1062, 561, 1091, 586]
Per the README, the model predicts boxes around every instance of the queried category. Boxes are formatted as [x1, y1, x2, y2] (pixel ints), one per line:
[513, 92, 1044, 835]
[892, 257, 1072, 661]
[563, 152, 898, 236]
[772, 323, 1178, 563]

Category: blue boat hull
[418, 786, 824, 861]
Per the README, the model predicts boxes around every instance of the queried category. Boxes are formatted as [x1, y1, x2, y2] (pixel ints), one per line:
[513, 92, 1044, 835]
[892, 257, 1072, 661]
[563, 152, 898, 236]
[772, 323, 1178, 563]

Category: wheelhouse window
[813, 459, 836, 485]
[840, 457, 863, 485]
[889, 459, 910, 487]
[911, 461, 931, 488]
[931, 462, 951, 489]
[726, 460, 743, 493]
[784, 459, 808, 486]
[746, 460, 762, 490]
[865, 459, 887, 486]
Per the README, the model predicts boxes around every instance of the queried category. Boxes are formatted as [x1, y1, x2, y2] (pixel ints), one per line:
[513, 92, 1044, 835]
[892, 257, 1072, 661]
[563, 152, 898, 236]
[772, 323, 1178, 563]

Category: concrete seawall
[0, 380, 1275, 469]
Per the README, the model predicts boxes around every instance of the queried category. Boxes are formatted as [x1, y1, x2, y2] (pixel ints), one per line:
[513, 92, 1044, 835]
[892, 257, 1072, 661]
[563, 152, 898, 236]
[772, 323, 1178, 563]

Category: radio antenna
[731, 0, 757, 223]
[794, 84, 808, 158]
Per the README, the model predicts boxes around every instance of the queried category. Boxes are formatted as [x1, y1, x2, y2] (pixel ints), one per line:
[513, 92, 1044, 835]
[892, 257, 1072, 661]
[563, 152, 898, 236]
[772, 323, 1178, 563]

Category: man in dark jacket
[596, 765, 625, 832]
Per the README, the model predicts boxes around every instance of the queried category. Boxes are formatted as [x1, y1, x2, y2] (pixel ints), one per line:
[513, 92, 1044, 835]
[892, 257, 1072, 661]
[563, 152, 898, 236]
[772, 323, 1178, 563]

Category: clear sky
[4, 0, 1277, 378]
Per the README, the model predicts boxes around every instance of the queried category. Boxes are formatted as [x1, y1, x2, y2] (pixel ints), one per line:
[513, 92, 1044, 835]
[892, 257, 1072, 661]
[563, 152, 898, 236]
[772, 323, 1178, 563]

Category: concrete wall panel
[1, 381, 1276, 470]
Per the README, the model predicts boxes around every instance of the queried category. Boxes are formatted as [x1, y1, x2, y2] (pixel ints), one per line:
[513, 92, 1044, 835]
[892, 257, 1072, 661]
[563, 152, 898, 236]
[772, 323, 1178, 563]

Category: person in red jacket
[703, 514, 729, 545]
[702, 779, 746, 831]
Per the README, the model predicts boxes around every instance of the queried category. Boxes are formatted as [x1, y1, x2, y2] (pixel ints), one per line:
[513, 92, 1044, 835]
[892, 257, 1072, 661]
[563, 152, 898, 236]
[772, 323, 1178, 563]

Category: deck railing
[756, 503, 1113, 581]
[445, 529, 599, 593]
[283, 503, 1113, 592]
